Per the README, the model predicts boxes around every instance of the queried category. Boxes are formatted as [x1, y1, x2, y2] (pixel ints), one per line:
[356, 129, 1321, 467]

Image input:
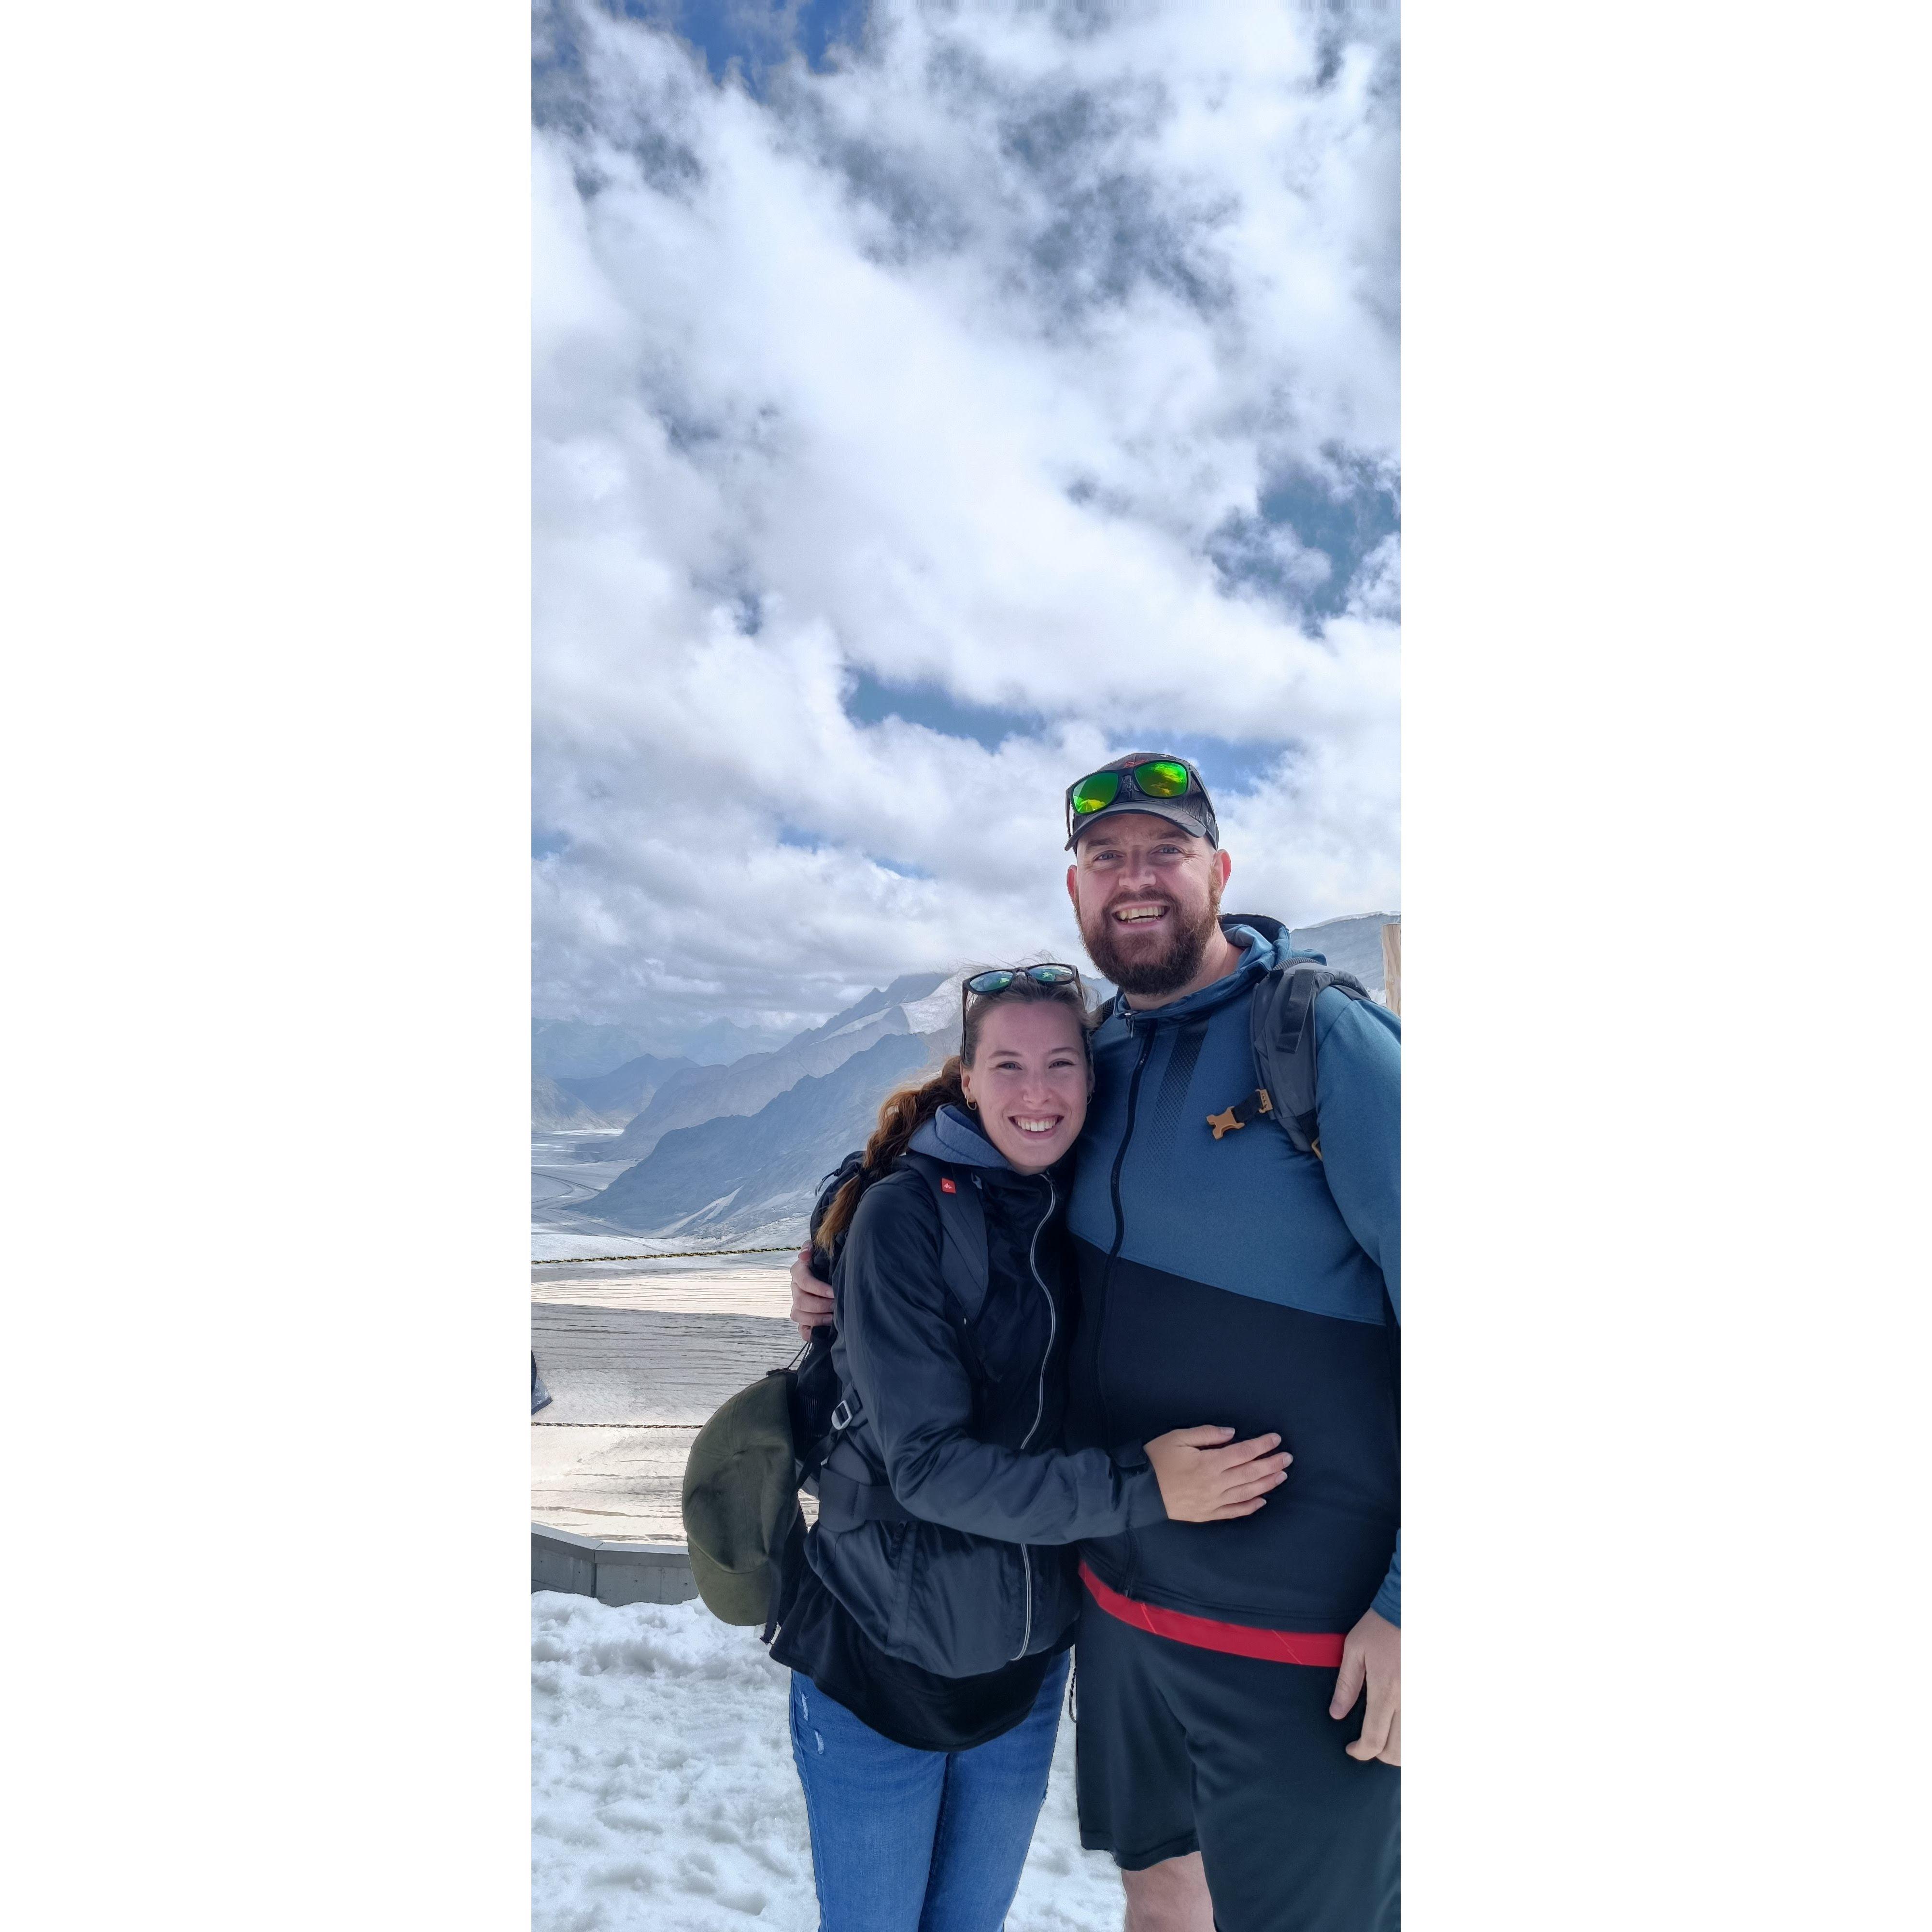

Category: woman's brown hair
[811, 968, 1097, 1254]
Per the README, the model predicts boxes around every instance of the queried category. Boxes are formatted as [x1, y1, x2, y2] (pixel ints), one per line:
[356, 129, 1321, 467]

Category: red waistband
[1079, 1562, 1345, 1668]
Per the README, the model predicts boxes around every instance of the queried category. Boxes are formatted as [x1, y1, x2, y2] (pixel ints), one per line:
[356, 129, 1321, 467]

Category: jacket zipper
[1012, 1173, 1056, 1660]
[1099, 1023, 1156, 1600]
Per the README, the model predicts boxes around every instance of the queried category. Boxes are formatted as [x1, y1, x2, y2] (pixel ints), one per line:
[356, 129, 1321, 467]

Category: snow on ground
[534, 1592, 1126, 1932]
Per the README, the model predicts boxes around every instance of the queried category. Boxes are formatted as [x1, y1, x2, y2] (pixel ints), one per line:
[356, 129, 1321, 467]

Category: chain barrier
[532, 1241, 804, 1265]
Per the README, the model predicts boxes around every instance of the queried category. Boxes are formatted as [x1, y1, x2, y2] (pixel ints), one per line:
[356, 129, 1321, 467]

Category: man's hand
[1330, 1606, 1400, 1765]
[1144, 1426, 1290, 1521]
[789, 1243, 834, 1340]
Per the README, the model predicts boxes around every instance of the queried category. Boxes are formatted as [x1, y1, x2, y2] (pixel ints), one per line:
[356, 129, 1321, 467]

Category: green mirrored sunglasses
[1067, 759, 1195, 819]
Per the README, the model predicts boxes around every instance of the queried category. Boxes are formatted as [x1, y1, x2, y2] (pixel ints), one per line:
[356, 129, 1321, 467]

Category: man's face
[1065, 813, 1233, 996]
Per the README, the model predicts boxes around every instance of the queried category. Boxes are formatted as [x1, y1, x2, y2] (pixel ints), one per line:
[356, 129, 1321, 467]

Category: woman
[772, 964, 1290, 1932]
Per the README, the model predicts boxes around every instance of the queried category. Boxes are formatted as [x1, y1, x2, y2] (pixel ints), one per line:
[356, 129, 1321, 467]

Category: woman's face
[958, 999, 1090, 1174]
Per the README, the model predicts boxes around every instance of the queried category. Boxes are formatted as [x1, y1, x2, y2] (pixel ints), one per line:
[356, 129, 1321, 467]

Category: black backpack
[1203, 913, 1400, 1397]
[1202, 912, 1378, 1160]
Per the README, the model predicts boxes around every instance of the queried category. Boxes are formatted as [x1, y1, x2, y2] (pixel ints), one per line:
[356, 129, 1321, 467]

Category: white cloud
[533, 0, 1400, 1044]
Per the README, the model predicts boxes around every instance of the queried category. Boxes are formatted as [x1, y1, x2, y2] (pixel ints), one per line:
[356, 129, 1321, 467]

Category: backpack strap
[789, 1329, 845, 1482]
[902, 1152, 992, 1324]
[1206, 960, 1373, 1159]
[814, 1464, 913, 1525]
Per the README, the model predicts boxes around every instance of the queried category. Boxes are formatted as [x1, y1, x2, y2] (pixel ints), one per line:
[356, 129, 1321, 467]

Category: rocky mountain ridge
[553, 1052, 699, 1122]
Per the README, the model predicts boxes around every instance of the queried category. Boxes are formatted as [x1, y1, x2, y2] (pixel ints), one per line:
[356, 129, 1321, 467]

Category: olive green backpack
[680, 1367, 810, 1628]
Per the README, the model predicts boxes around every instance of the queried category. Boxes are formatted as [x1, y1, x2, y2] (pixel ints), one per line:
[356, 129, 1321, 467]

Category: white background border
[6, 3, 1927, 1925]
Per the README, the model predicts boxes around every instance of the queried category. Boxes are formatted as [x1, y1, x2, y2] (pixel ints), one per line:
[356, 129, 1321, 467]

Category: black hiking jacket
[803, 1104, 1166, 1678]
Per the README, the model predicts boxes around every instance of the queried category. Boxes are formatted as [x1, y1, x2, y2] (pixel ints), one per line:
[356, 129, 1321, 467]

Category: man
[1056, 753, 1398, 1932]
[791, 752, 1399, 1931]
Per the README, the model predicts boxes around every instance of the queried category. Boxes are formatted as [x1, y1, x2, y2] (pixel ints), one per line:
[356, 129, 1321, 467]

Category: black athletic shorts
[1073, 1590, 1399, 1932]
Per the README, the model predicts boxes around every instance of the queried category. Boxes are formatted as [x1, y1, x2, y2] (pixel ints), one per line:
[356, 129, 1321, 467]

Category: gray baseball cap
[1064, 752, 1220, 850]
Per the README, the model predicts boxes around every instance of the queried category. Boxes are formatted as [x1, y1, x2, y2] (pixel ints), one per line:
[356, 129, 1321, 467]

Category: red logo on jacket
[940, 1177, 957, 1193]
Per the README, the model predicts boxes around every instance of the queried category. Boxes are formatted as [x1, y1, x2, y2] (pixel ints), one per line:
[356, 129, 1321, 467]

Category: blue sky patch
[1210, 449, 1400, 625]
[845, 670, 1045, 752]
[565, 1, 872, 96]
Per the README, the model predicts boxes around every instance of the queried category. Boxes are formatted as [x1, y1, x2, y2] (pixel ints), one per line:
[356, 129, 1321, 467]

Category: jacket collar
[908, 1102, 1014, 1170]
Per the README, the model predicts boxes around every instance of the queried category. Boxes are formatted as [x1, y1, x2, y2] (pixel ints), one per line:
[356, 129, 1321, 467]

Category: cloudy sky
[533, 0, 1400, 1051]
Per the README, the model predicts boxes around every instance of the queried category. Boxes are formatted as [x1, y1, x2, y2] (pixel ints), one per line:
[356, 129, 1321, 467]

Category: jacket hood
[1115, 920, 1326, 1028]
[908, 1102, 1014, 1170]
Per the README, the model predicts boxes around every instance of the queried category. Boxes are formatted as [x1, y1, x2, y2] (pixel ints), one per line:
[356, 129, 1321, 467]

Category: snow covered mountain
[580, 973, 948, 1165]
[561, 973, 965, 1242]
[580, 1028, 948, 1245]
[1282, 912, 1399, 996]
[544, 918, 1395, 1246]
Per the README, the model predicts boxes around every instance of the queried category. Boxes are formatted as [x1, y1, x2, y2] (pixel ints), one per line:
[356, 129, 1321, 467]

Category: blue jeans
[789, 1655, 1070, 1932]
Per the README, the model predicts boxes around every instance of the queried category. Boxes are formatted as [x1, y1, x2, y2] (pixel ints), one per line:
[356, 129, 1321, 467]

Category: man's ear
[1215, 849, 1232, 889]
[1065, 863, 1080, 909]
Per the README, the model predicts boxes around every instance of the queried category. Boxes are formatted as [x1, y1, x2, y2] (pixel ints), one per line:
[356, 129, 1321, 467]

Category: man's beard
[1079, 875, 1223, 997]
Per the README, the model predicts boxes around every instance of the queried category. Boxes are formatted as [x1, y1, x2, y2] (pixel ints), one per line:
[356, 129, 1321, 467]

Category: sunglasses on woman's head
[961, 963, 1082, 1024]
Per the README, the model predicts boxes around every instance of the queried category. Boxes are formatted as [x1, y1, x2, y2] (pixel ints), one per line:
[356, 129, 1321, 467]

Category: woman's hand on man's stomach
[1145, 1426, 1291, 1521]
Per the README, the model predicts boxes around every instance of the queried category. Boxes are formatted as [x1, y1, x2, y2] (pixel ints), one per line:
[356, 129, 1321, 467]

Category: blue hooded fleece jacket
[1064, 919, 1401, 1633]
